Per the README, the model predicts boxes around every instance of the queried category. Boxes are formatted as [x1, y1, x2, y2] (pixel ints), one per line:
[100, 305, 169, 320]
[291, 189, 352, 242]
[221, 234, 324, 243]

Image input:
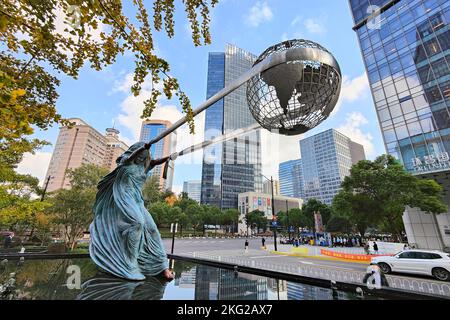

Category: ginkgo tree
[0, 0, 219, 173]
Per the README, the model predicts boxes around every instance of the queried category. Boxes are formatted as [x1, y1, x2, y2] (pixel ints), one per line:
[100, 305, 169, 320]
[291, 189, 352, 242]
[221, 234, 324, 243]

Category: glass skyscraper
[300, 129, 366, 205]
[182, 180, 201, 203]
[140, 120, 177, 191]
[201, 44, 262, 210]
[350, 0, 449, 174]
[279, 159, 304, 199]
[350, 0, 450, 250]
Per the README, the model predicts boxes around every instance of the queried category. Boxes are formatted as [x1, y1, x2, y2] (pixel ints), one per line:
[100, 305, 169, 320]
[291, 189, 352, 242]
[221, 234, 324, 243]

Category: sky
[16, 0, 387, 195]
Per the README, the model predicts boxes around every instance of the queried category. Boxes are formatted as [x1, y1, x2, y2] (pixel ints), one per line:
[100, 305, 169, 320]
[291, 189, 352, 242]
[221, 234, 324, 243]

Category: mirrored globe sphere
[246, 39, 342, 136]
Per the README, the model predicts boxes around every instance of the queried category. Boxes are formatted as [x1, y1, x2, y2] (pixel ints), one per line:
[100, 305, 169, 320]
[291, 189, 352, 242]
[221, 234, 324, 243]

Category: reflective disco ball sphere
[246, 39, 342, 136]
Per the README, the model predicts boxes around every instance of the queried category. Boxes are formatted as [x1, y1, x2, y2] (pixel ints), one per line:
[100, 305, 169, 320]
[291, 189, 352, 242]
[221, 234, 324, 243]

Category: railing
[190, 251, 450, 298]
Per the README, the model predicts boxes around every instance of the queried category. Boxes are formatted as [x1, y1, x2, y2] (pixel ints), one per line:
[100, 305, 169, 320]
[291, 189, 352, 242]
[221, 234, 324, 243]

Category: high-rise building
[279, 159, 304, 198]
[182, 180, 202, 203]
[300, 129, 366, 205]
[349, 0, 450, 249]
[139, 119, 177, 191]
[201, 44, 262, 210]
[44, 118, 110, 192]
[263, 179, 280, 196]
[103, 127, 129, 171]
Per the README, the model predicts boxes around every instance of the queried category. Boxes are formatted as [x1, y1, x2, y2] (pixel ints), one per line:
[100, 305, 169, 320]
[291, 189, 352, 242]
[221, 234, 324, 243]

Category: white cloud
[333, 73, 370, 115]
[261, 130, 303, 179]
[245, 1, 273, 27]
[304, 18, 327, 35]
[16, 152, 53, 186]
[114, 73, 204, 164]
[337, 112, 375, 158]
[290, 16, 302, 27]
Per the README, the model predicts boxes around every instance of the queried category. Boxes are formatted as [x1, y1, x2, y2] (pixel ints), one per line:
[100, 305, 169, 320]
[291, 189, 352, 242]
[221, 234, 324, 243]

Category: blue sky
[17, 0, 386, 194]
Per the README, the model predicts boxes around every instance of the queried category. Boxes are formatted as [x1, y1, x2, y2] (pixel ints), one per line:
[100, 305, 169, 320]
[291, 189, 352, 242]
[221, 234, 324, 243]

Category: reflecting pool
[0, 258, 370, 300]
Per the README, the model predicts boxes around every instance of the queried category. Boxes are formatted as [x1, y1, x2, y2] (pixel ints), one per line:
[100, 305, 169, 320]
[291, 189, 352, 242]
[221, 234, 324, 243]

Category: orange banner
[320, 249, 390, 262]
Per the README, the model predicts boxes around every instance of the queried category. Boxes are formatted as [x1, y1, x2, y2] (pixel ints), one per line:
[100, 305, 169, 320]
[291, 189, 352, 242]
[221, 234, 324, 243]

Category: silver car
[371, 249, 450, 281]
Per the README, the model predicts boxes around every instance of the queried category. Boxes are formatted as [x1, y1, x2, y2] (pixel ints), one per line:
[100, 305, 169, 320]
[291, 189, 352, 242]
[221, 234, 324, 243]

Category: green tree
[148, 201, 170, 227]
[245, 210, 267, 234]
[141, 175, 161, 207]
[326, 215, 352, 233]
[185, 203, 204, 236]
[302, 199, 332, 229]
[220, 209, 240, 234]
[332, 155, 447, 240]
[174, 193, 198, 212]
[47, 164, 109, 250]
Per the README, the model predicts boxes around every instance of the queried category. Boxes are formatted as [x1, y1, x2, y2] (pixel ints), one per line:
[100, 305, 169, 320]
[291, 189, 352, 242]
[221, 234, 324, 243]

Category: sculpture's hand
[169, 152, 178, 161]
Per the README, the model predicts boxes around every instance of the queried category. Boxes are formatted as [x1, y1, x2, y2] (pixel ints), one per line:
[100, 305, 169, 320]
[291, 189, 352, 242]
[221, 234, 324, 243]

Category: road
[163, 238, 450, 298]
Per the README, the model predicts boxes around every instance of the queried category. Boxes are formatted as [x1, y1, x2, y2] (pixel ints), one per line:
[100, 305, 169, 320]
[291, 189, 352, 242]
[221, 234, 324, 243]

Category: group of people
[332, 236, 362, 248]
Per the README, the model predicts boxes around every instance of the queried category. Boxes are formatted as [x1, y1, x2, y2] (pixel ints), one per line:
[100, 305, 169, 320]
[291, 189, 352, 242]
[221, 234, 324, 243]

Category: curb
[269, 250, 369, 264]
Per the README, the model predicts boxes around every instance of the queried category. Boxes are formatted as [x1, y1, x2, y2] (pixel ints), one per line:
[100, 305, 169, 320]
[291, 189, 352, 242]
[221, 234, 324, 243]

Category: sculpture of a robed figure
[89, 141, 177, 281]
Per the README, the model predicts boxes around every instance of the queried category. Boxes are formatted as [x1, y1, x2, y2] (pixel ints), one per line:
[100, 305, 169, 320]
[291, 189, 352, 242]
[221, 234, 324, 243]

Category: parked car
[371, 249, 450, 281]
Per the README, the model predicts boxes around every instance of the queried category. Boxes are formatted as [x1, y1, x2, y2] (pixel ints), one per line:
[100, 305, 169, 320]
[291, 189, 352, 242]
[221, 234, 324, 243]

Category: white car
[371, 249, 450, 281]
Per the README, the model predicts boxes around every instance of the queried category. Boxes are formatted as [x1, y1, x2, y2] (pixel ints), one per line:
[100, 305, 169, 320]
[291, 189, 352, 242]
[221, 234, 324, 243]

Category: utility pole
[271, 176, 278, 251]
[286, 199, 290, 240]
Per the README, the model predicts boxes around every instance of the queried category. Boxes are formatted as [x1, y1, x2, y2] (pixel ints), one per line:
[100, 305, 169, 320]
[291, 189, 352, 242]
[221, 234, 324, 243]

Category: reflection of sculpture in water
[76, 273, 168, 300]
[89, 142, 178, 281]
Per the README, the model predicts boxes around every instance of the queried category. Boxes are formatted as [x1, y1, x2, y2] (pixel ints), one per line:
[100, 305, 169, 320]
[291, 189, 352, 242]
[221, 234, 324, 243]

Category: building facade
[237, 191, 303, 235]
[201, 44, 263, 210]
[350, 0, 450, 250]
[44, 118, 130, 192]
[263, 179, 280, 196]
[279, 159, 304, 199]
[182, 180, 202, 203]
[103, 127, 129, 171]
[139, 119, 177, 191]
[300, 129, 366, 205]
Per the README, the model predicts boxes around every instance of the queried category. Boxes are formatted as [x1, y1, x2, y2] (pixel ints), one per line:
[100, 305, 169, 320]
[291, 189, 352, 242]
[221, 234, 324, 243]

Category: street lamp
[285, 199, 291, 240]
[262, 174, 277, 251]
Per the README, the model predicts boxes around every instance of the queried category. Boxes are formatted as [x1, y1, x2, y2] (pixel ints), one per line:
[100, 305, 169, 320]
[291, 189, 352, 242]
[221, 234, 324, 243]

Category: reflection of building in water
[174, 267, 197, 288]
[194, 265, 219, 300]
[218, 272, 267, 300]
[194, 265, 268, 300]
[287, 282, 348, 300]
[267, 278, 288, 300]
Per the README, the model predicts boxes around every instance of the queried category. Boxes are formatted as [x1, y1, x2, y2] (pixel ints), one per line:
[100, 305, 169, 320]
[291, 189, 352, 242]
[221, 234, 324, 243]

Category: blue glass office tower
[201, 45, 262, 210]
[300, 129, 366, 205]
[279, 159, 304, 199]
[140, 120, 177, 191]
[349, 0, 450, 249]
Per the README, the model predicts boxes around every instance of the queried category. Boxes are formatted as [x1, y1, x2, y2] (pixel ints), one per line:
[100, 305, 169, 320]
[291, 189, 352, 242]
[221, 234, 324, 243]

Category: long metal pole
[271, 176, 278, 251]
[286, 199, 290, 240]
[147, 50, 289, 146]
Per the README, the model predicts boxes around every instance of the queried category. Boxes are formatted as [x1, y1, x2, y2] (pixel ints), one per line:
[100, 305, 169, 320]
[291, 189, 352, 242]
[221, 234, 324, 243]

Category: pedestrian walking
[373, 242, 379, 254]
[244, 239, 249, 254]
[261, 238, 266, 249]
[364, 242, 370, 255]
